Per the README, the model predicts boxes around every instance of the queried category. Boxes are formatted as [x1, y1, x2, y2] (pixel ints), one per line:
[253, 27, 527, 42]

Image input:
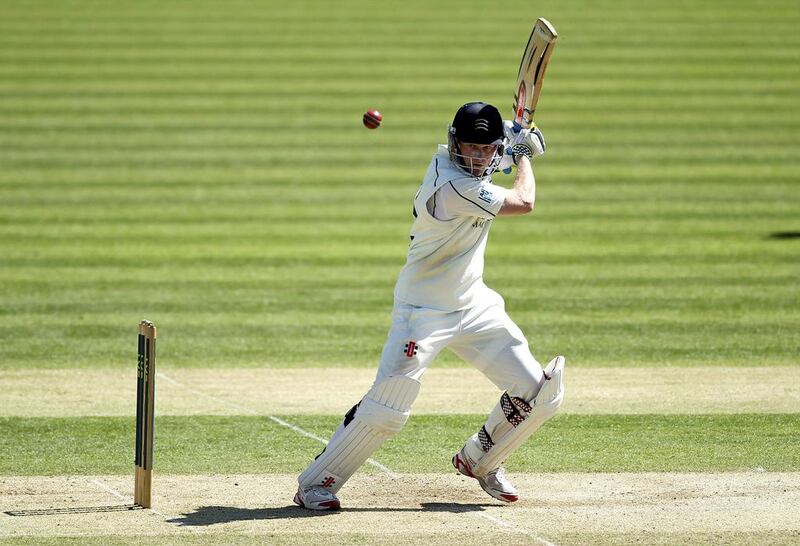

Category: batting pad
[298, 375, 420, 494]
[471, 355, 565, 477]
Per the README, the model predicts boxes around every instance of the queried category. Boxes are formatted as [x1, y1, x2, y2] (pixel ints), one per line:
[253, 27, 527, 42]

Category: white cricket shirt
[393, 145, 507, 311]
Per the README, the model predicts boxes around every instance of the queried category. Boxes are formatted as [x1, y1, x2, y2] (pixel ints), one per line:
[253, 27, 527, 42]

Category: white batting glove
[503, 120, 546, 164]
[498, 147, 515, 173]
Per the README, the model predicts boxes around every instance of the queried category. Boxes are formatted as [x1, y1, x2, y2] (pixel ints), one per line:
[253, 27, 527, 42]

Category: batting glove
[503, 120, 546, 164]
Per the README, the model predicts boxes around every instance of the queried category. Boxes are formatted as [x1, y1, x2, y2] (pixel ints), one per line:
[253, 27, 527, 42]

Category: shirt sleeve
[440, 178, 507, 219]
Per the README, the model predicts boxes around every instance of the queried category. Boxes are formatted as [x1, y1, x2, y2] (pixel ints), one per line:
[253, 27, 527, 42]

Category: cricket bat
[512, 18, 558, 132]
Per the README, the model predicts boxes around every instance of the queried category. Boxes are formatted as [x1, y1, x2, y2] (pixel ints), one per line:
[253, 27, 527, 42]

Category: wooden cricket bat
[512, 18, 558, 132]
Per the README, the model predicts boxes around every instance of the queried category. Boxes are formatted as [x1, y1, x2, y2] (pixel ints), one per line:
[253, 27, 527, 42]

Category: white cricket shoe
[452, 448, 519, 503]
[293, 486, 341, 511]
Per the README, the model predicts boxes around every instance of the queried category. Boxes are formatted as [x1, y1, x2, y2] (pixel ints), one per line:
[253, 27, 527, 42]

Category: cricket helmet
[448, 102, 506, 176]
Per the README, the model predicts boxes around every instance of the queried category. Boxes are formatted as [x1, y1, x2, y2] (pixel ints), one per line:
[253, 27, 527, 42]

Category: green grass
[2, 414, 798, 475]
[1, 0, 799, 370]
[0, 3, 798, 543]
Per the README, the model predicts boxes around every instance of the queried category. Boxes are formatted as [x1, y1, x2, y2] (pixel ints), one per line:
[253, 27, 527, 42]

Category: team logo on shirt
[404, 341, 418, 358]
[478, 188, 493, 204]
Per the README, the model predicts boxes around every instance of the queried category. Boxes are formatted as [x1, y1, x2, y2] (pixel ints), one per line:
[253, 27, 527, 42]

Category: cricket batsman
[294, 102, 565, 510]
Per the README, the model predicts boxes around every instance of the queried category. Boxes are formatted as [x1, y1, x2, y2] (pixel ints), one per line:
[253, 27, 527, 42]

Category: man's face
[458, 142, 498, 176]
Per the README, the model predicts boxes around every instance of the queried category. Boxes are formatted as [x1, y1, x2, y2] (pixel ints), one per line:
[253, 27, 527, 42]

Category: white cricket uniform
[377, 145, 544, 400]
[295, 144, 550, 497]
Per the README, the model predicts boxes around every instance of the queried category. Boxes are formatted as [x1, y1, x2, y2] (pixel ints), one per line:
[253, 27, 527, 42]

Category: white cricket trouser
[375, 290, 544, 401]
[296, 289, 547, 494]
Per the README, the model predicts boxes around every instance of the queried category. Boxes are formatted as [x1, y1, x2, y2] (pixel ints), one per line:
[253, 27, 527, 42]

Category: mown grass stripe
[1, 414, 797, 475]
[3, 367, 797, 417]
[0, 1, 796, 378]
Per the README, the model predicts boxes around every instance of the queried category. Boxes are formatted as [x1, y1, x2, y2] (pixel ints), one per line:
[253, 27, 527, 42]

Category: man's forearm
[513, 155, 535, 210]
[497, 155, 536, 216]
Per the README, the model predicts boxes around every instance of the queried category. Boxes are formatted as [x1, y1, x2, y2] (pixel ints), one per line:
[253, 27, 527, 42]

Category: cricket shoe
[452, 448, 519, 503]
[293, 486, 341, 511]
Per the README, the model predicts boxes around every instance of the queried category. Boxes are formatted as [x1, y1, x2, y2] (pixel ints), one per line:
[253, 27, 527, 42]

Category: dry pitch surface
[3, 367, 800, 544]
[3, 473, 799, 545]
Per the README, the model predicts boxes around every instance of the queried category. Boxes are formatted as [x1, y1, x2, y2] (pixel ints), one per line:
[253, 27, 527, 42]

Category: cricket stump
[135, 320, 157, 508]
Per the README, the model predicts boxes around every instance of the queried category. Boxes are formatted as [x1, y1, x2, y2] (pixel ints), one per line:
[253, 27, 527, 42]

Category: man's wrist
[513, 154, 531, 166]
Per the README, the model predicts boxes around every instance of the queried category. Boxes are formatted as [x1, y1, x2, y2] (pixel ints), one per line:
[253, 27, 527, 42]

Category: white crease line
[157, 372, 398, 479]
[90, 479, 170, 520]
[477, 512, 558, 546]
[89, 479, 127, 501]
[91, 478, 202, 534]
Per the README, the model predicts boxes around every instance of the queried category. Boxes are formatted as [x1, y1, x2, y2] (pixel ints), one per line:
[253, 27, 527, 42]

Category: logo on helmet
[474, 118, 490, 132]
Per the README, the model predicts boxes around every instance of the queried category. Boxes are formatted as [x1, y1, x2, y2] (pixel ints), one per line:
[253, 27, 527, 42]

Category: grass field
[1, 0, 799, 544]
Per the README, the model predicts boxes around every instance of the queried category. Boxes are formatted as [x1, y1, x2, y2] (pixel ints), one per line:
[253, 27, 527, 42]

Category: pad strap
[471, 356, 565, 476]
[298, 375, 420, 493]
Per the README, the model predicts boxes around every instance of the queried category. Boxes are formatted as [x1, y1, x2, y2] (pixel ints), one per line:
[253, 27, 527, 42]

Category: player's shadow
[168, 502, 495, 526]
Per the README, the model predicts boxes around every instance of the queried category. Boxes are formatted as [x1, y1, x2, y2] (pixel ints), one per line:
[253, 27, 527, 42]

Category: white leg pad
[471, 356, 565, 477]
[298, 375, 420, 493]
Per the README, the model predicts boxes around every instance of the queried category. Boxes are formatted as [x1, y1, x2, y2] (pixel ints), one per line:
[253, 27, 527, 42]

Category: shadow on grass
[768, 231, 800, 239]
[169, 502, 496, 526]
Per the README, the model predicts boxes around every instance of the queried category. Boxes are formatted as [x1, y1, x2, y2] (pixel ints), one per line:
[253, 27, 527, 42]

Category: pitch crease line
[477, 512, 558, 546]
[92, 478, 204, 533]
[90, 478, 172, 522]
[157, 372, 399, 479]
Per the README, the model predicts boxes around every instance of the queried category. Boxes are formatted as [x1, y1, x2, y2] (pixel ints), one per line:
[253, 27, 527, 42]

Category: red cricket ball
[363, 109, 382, 129]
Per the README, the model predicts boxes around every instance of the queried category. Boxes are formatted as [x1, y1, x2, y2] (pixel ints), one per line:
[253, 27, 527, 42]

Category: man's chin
[472, 167, 487, 176]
